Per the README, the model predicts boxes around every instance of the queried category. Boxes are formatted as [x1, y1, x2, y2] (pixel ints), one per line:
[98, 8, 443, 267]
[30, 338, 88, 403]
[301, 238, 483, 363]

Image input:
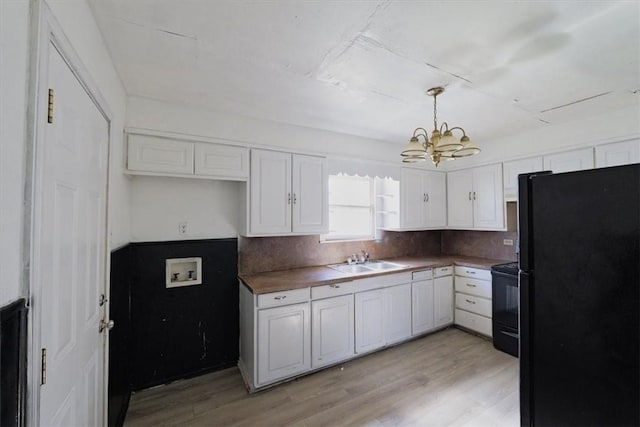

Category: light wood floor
[124, 328, 519, 427]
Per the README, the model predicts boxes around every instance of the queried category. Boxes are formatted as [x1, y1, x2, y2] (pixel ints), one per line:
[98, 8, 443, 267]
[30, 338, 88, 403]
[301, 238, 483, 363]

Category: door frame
[25, 2, 114, 426]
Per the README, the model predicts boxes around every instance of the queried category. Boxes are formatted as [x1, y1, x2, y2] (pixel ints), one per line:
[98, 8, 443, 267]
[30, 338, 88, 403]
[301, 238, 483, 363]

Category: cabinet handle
[473, 191, 477, 200]
[466, 283, 476, 287]
[287, 193, 291, 204]
[465, 299, 476, 304]
[423, 193, 426, 202]
[330, 284, 340, 289]
[468, 191, 472, 200]
[425, 193, 429, 202]
[293, 193, 297, 204]
[466, 270, 476, 275]
[274, 295, 287, 300]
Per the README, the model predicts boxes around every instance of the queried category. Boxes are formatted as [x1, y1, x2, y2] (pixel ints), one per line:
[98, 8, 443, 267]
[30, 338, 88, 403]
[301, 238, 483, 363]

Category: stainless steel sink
[363, 261, 407, 271]
[327, 264, 373, 274]
[327, 260, 407, 274]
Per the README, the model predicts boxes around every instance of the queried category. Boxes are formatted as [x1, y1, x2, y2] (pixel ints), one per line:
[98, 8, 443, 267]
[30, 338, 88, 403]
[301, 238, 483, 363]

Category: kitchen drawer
[455, 276, 492, 299]
[353, 271, 412, 292]
[433, 265, 453, 278]
[257, 287, 310, 309]
[455, 309, 492, 337]
[311, 281, 357, 300]
[454, 266, 491, 281]
[412, 269, 433, 281]
[455, 293, 492, 318]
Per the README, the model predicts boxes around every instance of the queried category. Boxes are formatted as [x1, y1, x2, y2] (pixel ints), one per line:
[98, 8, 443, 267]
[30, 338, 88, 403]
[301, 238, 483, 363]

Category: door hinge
[47, 89, 54, 124]
[41, 348, 47, 385]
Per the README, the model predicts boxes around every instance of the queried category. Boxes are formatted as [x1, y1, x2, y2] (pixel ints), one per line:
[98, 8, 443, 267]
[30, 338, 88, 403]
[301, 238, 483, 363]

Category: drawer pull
[465, 299, 476, 304]
[274, 296, 287, 300]
[466, 283, 476, 287]
[466, 270, 476, 275]
[330, 284, 341, 289]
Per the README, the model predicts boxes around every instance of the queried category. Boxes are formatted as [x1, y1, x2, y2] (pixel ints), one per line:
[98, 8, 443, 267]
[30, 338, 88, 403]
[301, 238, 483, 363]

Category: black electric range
[491, 262, 519, 357]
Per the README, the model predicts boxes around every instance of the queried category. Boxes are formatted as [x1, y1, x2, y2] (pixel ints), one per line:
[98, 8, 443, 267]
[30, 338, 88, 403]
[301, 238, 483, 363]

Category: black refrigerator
[518, 164, 639, 427]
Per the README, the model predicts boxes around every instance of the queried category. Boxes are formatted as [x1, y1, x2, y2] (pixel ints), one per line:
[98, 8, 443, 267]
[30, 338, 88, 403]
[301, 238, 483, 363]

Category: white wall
[46, 0, 130, 249]
[0, 0, 31, 306]
[130, 176, 241, 242]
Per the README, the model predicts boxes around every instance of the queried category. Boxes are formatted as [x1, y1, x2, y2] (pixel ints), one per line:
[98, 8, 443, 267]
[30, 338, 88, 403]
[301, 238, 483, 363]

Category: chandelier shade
[401, 87, 480, 166]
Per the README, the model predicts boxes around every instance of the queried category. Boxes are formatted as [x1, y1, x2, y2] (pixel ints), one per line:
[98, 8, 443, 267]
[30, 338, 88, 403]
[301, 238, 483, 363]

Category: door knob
[99, 319, 115, 333]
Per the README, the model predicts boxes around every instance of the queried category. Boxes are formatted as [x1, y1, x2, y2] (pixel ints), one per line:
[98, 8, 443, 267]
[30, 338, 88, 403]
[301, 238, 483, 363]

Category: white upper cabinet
[447, 164, 504, 230]
[595, 139, 640, 168]
[292, 154, 328, 234]
[194, 142, 249, 180]
[127, 132, 249, 180]
[249, 149, 327, 236]
[398, 168, 447, 230]
[503, 156, 544, 201]
[128, 134, 194, 175]
[543, 147, 594, 173]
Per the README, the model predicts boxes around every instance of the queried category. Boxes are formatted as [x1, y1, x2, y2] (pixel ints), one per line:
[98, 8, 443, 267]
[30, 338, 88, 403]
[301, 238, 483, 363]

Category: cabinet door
[311, 295, 354, 368]
[424, 171, 447, 228]
[434, 276, 454, 328]
[257, 302, 310, 385]
[595, 139, 640, 168]
[447, 170, 474, 228]
[543, 148, 594, 173]
[194, 143, 248, 179]
[355, 289, 386, 354]
[292, 154, 328, 233]
[473, 164, 504, 229]
[412, 279, 434, 336]
[400, 168, 425, 229]
[385, 283, 412, 345]
[250, 149, 291, 234]
[127, 134, 194, 174]
[503, 157, 543, 200]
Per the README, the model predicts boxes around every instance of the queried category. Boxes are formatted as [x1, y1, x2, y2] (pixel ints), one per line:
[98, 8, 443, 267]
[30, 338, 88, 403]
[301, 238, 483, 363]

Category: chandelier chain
[433, 93, 438, 131]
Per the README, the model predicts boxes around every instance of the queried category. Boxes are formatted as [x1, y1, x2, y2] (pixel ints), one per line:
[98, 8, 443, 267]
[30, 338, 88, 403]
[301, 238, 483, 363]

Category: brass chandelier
[401, 87, 480, 166]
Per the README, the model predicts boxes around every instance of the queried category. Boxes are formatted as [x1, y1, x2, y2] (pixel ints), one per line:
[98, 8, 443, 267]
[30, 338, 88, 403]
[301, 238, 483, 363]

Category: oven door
[492, 270, 519, 328]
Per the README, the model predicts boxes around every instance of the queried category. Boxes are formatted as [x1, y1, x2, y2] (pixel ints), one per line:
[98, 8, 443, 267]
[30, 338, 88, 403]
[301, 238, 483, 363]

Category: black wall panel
[129, 239, 238, 391]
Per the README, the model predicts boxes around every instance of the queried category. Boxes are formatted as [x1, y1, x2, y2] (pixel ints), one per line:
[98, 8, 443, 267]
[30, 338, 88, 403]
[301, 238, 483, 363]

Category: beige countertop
[239, 255, 512, 294]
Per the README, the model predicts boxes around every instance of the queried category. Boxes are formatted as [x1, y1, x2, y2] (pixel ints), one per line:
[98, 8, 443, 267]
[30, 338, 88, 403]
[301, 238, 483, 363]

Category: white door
[292, 154, 327, 233]
[424, 171, 447, 228]
[257, 303, 310, 385]
[412, 280, 434, 335]
[473, 164, 504, 229]
[400, 168, 425, 229]
[434, 276, 454, 328]
[447, 170, 474, 228]
[385, 283, 412, 344]
[311, 295, 354, 368]
[250, 149, 291, 234]
[37, 43, 109, 426]
[355, 289, 386, 354]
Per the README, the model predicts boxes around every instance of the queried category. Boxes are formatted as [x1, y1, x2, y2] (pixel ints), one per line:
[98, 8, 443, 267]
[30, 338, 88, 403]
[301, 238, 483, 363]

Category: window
[322, 174, 375, 242]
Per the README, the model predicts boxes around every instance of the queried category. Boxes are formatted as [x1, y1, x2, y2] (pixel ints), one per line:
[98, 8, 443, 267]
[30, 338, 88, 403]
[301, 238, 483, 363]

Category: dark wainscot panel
[130, 239, 239, 390]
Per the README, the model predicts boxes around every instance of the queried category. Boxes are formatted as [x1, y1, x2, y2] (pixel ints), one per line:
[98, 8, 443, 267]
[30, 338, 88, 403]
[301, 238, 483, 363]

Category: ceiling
[89, 1, 640, 147]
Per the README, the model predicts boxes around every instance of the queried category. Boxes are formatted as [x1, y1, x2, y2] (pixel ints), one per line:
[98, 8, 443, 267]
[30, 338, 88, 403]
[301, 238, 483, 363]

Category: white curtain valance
[327, 158, 401, 180]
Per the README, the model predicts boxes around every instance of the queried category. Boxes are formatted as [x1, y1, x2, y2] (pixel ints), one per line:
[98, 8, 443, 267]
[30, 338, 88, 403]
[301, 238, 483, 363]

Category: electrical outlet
[178, 222, 188, 235]
[503, 239, 514, 246]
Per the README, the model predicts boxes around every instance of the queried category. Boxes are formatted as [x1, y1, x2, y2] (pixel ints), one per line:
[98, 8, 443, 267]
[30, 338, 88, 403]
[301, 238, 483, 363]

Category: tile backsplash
[239, 229, 518, 275]
[239, 230, 442, 275]
[441, 230, 518, 261]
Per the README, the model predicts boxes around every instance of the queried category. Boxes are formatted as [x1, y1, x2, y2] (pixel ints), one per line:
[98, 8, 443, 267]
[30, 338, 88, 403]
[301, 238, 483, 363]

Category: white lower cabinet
[257, 302, 310, 386]
[412, 279, 434, 335]
[385, 283, 413, 345]
[454, 266, 492, 337]
[434, 275, 454, 328]
[355, 289, 386, 354]
[311, 295, 354, 368]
